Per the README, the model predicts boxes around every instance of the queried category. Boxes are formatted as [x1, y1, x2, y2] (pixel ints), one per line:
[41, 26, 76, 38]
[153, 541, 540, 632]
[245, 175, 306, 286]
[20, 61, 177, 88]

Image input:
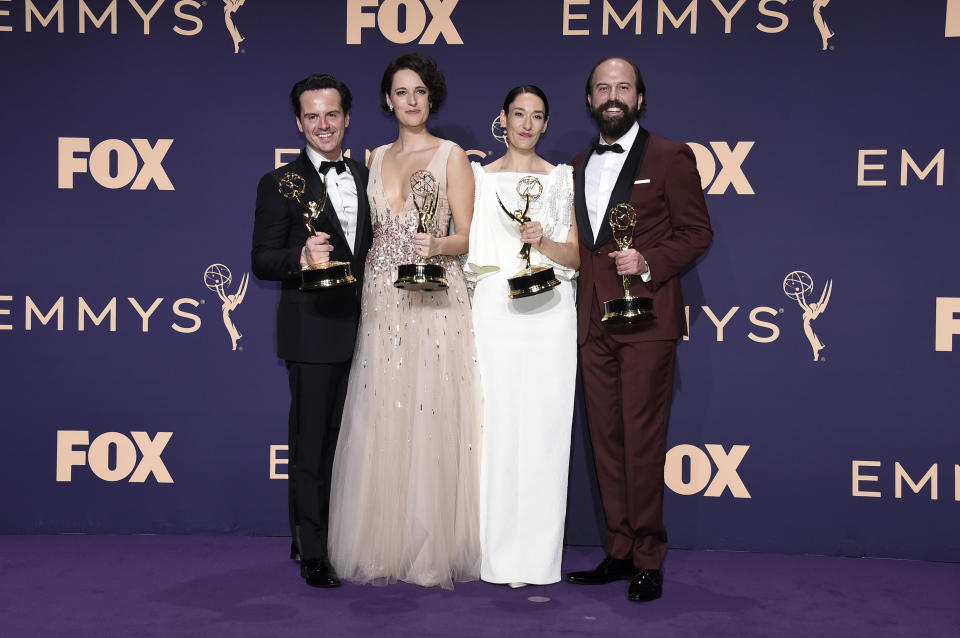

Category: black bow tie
[319, 160, 347, 175]
[593, 141, 625, 155]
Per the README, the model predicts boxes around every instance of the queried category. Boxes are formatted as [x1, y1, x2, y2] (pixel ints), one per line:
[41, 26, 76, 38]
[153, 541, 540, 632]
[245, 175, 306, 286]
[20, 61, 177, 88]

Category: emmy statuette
[394, 170, 449, 291]
[601, 203, 655, 323]
[495, 176, 560, 299]
[278, 172, 356, 290]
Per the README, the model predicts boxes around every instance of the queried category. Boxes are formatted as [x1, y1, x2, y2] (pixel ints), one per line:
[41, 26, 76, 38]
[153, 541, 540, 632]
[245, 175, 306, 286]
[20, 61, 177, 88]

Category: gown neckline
[379, 141, 448, 214]
[480, 164, 563, 177]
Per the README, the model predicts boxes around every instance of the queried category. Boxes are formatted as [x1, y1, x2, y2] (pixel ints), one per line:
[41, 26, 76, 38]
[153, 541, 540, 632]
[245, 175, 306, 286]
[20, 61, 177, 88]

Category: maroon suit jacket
[573, 127, 712, 345]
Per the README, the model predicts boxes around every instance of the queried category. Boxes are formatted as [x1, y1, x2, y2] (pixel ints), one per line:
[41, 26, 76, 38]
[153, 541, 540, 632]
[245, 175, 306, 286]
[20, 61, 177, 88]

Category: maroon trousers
[579, 299, 677, 570]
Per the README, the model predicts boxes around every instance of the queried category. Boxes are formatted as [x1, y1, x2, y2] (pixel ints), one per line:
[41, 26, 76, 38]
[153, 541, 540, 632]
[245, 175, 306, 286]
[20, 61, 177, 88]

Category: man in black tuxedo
[251, 74, 371, 588]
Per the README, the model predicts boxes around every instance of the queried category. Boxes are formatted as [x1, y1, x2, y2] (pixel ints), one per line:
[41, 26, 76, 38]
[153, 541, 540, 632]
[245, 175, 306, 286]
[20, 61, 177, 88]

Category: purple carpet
[1, 536, 957, 637]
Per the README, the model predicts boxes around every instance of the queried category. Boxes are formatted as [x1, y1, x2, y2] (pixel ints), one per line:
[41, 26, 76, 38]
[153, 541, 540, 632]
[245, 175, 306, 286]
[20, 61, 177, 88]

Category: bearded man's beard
[591, 99, 637, 140]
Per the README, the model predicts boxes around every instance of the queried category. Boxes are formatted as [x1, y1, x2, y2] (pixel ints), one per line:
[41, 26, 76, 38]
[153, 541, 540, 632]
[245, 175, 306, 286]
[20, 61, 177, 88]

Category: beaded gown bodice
[366, 140, 463, 278]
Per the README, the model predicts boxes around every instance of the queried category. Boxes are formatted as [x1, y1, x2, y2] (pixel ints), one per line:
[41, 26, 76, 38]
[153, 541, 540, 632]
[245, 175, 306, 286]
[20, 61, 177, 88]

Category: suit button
[592, 250, 599, 256]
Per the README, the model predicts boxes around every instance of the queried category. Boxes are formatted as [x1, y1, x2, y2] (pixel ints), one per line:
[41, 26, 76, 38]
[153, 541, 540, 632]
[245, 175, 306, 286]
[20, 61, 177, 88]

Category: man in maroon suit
[565, 57, 712, 602]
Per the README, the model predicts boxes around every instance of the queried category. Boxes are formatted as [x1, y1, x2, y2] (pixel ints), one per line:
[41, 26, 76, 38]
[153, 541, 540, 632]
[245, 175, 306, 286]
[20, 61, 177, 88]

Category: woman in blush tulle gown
[465, 85, 580, 587]
[327, 53, 482, 590]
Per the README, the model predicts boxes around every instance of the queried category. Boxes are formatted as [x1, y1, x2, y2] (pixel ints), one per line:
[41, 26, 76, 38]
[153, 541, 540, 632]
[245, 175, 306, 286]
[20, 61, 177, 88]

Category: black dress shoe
[290, 541, 300, 562]
[300, 558, 341, 588]
[628, 569, 662, 602]
[566, 556, 636, 585]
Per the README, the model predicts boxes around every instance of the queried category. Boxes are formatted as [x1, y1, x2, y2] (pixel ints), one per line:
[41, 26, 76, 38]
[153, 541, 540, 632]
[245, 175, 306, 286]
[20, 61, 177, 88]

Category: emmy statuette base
[394, 262, 449, 291]
[601, 295, 656, 324]
[507, 265, 561, 299]
[300, 261, 356, 291]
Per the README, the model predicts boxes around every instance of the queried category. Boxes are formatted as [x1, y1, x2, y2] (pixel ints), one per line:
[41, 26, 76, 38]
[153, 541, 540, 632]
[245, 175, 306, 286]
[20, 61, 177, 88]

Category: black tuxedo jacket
[251, 150, 372, 363]
[573, 127, 712, 344]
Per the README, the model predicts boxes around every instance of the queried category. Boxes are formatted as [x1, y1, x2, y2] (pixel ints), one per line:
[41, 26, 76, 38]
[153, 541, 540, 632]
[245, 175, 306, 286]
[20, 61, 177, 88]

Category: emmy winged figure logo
[783, 270, 832, 362]
[948, 0, 960, 38]
[812, 0, 835, 51]
[491, 114, 507, 145]
[223, 0, 246, 53]
[204, 263, 249, 351]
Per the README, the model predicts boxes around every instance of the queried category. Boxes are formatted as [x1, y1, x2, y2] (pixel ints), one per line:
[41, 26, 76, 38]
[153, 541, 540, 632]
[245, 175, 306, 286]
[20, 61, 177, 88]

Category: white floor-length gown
[466, 163, 577, 585]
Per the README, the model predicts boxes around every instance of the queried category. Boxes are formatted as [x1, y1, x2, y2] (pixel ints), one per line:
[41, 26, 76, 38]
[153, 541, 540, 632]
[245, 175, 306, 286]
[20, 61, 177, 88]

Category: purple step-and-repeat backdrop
[1, 1, 959, 561]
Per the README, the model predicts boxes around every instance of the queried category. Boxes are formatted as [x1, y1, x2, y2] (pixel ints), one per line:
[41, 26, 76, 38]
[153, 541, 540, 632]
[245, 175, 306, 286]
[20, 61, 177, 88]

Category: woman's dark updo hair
[380, 53, 447, 114]
[501, 85, 550, 119]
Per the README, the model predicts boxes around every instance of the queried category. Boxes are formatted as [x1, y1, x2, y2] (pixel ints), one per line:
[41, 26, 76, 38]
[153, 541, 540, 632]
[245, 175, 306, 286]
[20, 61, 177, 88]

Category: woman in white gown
[328, 53, 481, 590]
[466, 86, 580, 587]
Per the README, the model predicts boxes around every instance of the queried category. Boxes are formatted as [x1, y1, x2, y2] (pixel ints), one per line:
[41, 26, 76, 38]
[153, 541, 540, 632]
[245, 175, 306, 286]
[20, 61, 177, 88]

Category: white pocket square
[634, 178, 651, 184]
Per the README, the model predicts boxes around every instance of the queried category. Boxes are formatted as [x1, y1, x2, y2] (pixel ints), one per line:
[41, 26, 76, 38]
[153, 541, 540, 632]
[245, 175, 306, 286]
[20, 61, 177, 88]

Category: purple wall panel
[2, 1, 958, 561]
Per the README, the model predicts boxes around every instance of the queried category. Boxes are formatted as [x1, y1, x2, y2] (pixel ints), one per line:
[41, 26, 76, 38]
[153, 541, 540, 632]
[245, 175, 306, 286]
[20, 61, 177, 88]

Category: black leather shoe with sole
[566, 556, 636, 585]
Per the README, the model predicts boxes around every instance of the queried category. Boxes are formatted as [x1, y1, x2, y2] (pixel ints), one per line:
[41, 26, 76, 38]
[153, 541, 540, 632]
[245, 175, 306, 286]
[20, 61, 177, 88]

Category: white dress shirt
[584, 121, 639, 243]
[305, 146, 359, 252]
[584, 122, 650, 281]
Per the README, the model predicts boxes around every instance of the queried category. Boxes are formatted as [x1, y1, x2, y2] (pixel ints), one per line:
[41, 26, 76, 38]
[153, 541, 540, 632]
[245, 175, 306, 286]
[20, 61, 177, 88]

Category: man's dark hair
[380, 53, 447, 114]
[584, 56, 648, 118]
[502, 85, 550, 119]
[290, 74, 352, 117]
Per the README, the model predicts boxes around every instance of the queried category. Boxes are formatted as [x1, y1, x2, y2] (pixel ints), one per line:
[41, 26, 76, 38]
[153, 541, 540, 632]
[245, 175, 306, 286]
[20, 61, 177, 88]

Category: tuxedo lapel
[596, 127, 650, 248]
[320, 184, 351, 256]
[346, 157, 369, 257]
[574, 147, 594, 250]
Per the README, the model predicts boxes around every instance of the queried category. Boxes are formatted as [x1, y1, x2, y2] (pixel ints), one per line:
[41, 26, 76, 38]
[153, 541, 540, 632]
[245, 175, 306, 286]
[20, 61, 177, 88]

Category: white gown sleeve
[531, 165, 577, 281]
